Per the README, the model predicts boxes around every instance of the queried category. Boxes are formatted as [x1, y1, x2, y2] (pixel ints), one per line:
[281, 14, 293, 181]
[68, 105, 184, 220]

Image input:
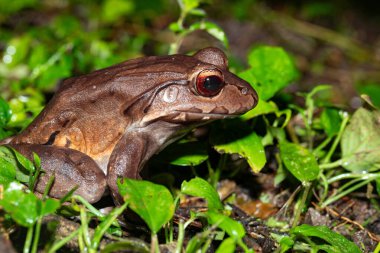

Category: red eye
[195, 69, 224, 97]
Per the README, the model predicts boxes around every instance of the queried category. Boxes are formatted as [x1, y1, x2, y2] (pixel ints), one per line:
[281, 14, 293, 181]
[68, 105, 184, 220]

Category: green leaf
[279, 141, 319, 182]
[181, 177, 223, 211]
[356, 83, 380, 107]
[241, 100, 279, 120]
[211, 119, 266, 173]
[156, 141, 208, 166]
[341, 108, 380, 172]
[241, 99, 292, 126]
[183, 0, 201, 12]
[271, 233, 294, 253]
[3, 35, 31, 67]
[0, 182, 60, 227]
[11, 147, 35, 173]
[0, 146, 29, 183]
[101, 0, 134, 23]
[290, 224, 361, 253]
[117, 179, 174, 234]
[320, 108, 342, 138]
[240, 46, 298, 101]
[0, 97, 11, 127]
[215, 237, 236, 253]
[0, 156, 16, 185]
[206, 211, 245, 239]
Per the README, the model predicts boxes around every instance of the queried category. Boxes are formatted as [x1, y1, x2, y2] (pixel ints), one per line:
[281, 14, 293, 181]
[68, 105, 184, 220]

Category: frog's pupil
[204, 76, 222, 91]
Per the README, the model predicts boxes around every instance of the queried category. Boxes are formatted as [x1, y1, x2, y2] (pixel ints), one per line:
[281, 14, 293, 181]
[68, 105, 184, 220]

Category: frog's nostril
[241, 87, 248, 95]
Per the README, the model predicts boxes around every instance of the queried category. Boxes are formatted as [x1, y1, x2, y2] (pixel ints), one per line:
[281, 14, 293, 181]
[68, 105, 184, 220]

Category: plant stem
[321, 179, 372, 208]
[327, 172, 380, 184]
[23, 226, 34, 253]
[91, 202, 128, 250]
[319, 159, 343, 170]
[48, 229, 80, 253]
[322, 113, 349, 164]
[292, 182, 311, 228]
[80, 207, 91, 249]
[151, 234, 160, 253]
[175, 220, 185, 253]
[318, 172, 329, 204]
[313, 136, 332, 156]
[73, 195, 105, 218]
[31, 219, 42, 253]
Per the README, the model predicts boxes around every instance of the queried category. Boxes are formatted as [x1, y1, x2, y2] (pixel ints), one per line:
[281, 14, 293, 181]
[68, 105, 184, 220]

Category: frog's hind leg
[7, 144, 106, 203]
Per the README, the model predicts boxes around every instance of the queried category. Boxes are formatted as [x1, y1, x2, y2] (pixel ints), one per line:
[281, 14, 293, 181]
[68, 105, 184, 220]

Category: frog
[1, 47, 258, 204]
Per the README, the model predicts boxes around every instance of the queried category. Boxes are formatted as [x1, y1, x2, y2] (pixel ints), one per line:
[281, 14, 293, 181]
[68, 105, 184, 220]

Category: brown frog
[1, 47, 258, 203]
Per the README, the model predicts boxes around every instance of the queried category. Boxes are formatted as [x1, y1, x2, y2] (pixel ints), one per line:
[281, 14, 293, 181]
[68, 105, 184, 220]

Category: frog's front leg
[107, 132, 150, 203]
[7, 144, 107, 203]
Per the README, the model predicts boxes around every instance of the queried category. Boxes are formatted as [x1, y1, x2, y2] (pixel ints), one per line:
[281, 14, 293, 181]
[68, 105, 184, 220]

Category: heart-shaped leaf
[117, 179, 174, 234]
[181, 177, 223, 211]
[279, 141, 319, 182]
[341, 108, 380, 172]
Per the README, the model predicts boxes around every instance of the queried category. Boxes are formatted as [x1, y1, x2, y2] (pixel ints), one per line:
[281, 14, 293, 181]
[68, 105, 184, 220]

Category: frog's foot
[8, 144, 106, 203]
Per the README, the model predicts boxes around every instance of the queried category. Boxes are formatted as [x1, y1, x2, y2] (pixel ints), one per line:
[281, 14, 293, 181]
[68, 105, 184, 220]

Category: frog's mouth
[170, 110, 238, 122]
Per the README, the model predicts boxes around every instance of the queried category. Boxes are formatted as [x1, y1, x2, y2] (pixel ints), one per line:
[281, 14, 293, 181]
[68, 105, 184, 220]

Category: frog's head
[136, 47, 258, 126]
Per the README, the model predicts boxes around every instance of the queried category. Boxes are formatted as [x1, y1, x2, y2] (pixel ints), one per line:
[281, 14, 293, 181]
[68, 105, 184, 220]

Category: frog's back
[9, 54, 195, 156]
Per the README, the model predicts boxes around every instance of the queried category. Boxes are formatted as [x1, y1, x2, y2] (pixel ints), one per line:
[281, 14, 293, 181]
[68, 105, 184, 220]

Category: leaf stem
[292, 182, 311, 228]
[31, 219, 42, 253]
[313, 136, 332, 156]
[91, 201, 128, 250]
[150, 233, 160, 253]
[319, 159, 343, 170]
[327, 172, 380, 184]
[24, 226, 34, 253]
[175, 220, 185, 253]
[321, 178, 372, 208]
[47, 229, 80, 253]
[322, 112, 349, 164]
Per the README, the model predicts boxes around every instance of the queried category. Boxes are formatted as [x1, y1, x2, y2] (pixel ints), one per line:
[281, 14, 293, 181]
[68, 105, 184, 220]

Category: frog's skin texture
[1, 48, 258, 203]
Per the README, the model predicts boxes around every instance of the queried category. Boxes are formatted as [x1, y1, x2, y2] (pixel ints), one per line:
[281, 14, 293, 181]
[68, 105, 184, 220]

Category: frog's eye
[195, 69, 224, 97]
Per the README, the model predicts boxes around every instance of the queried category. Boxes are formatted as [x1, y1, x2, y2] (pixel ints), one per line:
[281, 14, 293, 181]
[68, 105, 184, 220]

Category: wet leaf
[181, 177, 223, 211]
[0, 182, 60, 227]
[291, 224, 361, 253]
[117, 179, 174, 234]
[279, 141, 319, 182]
[341, 108, 380, 172]
[211, 119, 266, 173]
[206, 211, 245, 239]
